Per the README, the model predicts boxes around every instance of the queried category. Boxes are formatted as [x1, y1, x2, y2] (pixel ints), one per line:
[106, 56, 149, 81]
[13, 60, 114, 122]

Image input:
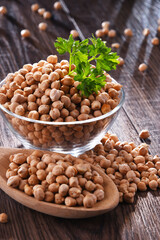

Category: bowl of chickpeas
[0, 56, 125, 156]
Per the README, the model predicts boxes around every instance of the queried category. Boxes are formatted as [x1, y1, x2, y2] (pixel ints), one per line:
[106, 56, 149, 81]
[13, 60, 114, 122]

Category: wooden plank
[0, 0, 160, 240]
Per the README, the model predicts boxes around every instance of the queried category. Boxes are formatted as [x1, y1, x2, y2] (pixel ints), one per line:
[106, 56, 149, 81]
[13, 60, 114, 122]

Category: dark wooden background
[0, 0, 160, 239]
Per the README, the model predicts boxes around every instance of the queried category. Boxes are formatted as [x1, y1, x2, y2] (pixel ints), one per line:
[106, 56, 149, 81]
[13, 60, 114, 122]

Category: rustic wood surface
[0, 0, 160, 239]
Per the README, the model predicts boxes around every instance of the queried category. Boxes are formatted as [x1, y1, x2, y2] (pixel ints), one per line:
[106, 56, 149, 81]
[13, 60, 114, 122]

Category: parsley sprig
[54, 34, 119, 97]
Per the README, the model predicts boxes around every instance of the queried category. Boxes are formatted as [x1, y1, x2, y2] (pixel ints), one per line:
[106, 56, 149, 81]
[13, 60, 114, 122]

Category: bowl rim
[0, 77, 125, 125]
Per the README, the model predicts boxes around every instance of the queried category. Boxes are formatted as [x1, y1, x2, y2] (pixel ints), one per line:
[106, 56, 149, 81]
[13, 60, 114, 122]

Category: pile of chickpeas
[0, 55, 121, 122]
[6, 150, 105, 208]
[79, 133, 160, 203]
[0, 55, 121, 148]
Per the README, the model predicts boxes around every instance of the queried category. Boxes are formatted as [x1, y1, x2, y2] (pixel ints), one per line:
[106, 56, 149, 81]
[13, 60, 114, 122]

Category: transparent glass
[0, 78, 125, 156]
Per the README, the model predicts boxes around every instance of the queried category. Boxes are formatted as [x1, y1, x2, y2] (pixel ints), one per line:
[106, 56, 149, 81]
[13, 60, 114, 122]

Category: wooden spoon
[0, 147, 119, 219]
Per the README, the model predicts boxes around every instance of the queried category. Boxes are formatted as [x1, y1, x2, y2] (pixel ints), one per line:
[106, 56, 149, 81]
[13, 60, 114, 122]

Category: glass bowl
[0, 78, 125, 156]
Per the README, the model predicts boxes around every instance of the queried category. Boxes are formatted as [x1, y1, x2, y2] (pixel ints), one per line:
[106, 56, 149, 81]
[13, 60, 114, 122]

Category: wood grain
[0, 0, 160, 239]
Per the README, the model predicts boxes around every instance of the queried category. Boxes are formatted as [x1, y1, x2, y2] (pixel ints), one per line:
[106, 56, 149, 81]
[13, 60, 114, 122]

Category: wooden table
[0, 0, 160, 239]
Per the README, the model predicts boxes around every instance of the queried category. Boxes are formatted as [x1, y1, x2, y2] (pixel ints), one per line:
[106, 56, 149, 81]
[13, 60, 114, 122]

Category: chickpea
[71, 93, 81, 104]
[38, 8, 45, 15]
[94, 189, 104, 201]
[83, 194, 96, 208]
[21, 29, 31, 38]
[44, 191, 54, 202]
[119, 164, 130, 175]
[61, 95, 71, 108]
[100, 158, 111, 169]
[24, 184, 33, 196]
[76, 164, 89, 174]
[15, 105, 25, 116]
[48, 183, 59, 193]
[58, 184, 69, 197]
[0, 6, 7, 15]
[28, 174, 39, 185]
[85, 181, 96, 192]
[7, 175, 20, 187]
[102, 21, 110, 29]
[31, 3, 39, 11]
[118, 57, 124, 66]
[151, 37, 159, 46]
[69, 177, 79, 187]
[139, 129, 150, 139]
[137, 181, 147, 191]
[28, 110, 39, 120]
[38, 22, 47, 31]
[111, 43, 120, 49]
[50, 88, 61, 101]
[124, 192, 134, 203]
[93, 176, 103, 185]
[149, 180, 158, 190]
[95, 29, 104, 38]
[143, 28, 150, 37]
[134, 155, 145, 164]
[53, 2, 62, 10]
[34, 187, 45, 200]
[12, 153, 27, 164]
[36, 169, 46, 181]
[0, 213, 8, 223]
[64, 197, 76, 207]
[43, 11, 52, 19]
[18, 167, 28, 178]
[138, 63, 147, 72]
[77, 113, 89, 121]
[52, 165, 64, 176]
[91, 101, 101, 110]
[79, 177, 87, 187]
[108, 29, 116, 38]
[70, 30, 79, 38]
[9, 162, 18, 170]
[0, 93, 7, 104]
[69, 187, 81, 198]
[55, 193, 64, 204]
[19, 179, 28, 191]
[56, 175, 68, 184]
[124, 28, 133, 37]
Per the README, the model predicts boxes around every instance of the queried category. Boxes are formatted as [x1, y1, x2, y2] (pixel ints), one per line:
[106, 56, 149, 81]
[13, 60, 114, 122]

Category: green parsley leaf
[54, 34, 119, 97]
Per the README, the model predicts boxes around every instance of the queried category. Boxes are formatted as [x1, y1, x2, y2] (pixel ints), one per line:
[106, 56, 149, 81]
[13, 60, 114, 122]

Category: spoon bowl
[0, 147, 119, 218]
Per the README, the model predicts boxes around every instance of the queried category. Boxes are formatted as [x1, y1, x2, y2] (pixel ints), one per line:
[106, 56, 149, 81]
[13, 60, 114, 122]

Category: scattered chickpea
[117, 57, 124, 66]
[0, 6, 7, 15]
[43, 11, 52, 19]
[31, 3, 39, 12]
[70, 30, 79, 38]
[138, 63, 147, 72]
[21, 29, 31, 38]
[101, 21, 110, 29]
[53, 2, 62, 10]
[111, 43, 120, 49]
[0, 213, 8, 223]
[137, 181, 147, 191]
[38, 8, 45, 15]
[151, 37, 159, 46]
[124, 28, 133, 37]
[139, 130, 150, 139]
[108, 29, 116, 38]
[143, 28, 150, 37]
[95, 29, 104, 38]
[149, 180, 158, 190]
[38, 22, 47, 31]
